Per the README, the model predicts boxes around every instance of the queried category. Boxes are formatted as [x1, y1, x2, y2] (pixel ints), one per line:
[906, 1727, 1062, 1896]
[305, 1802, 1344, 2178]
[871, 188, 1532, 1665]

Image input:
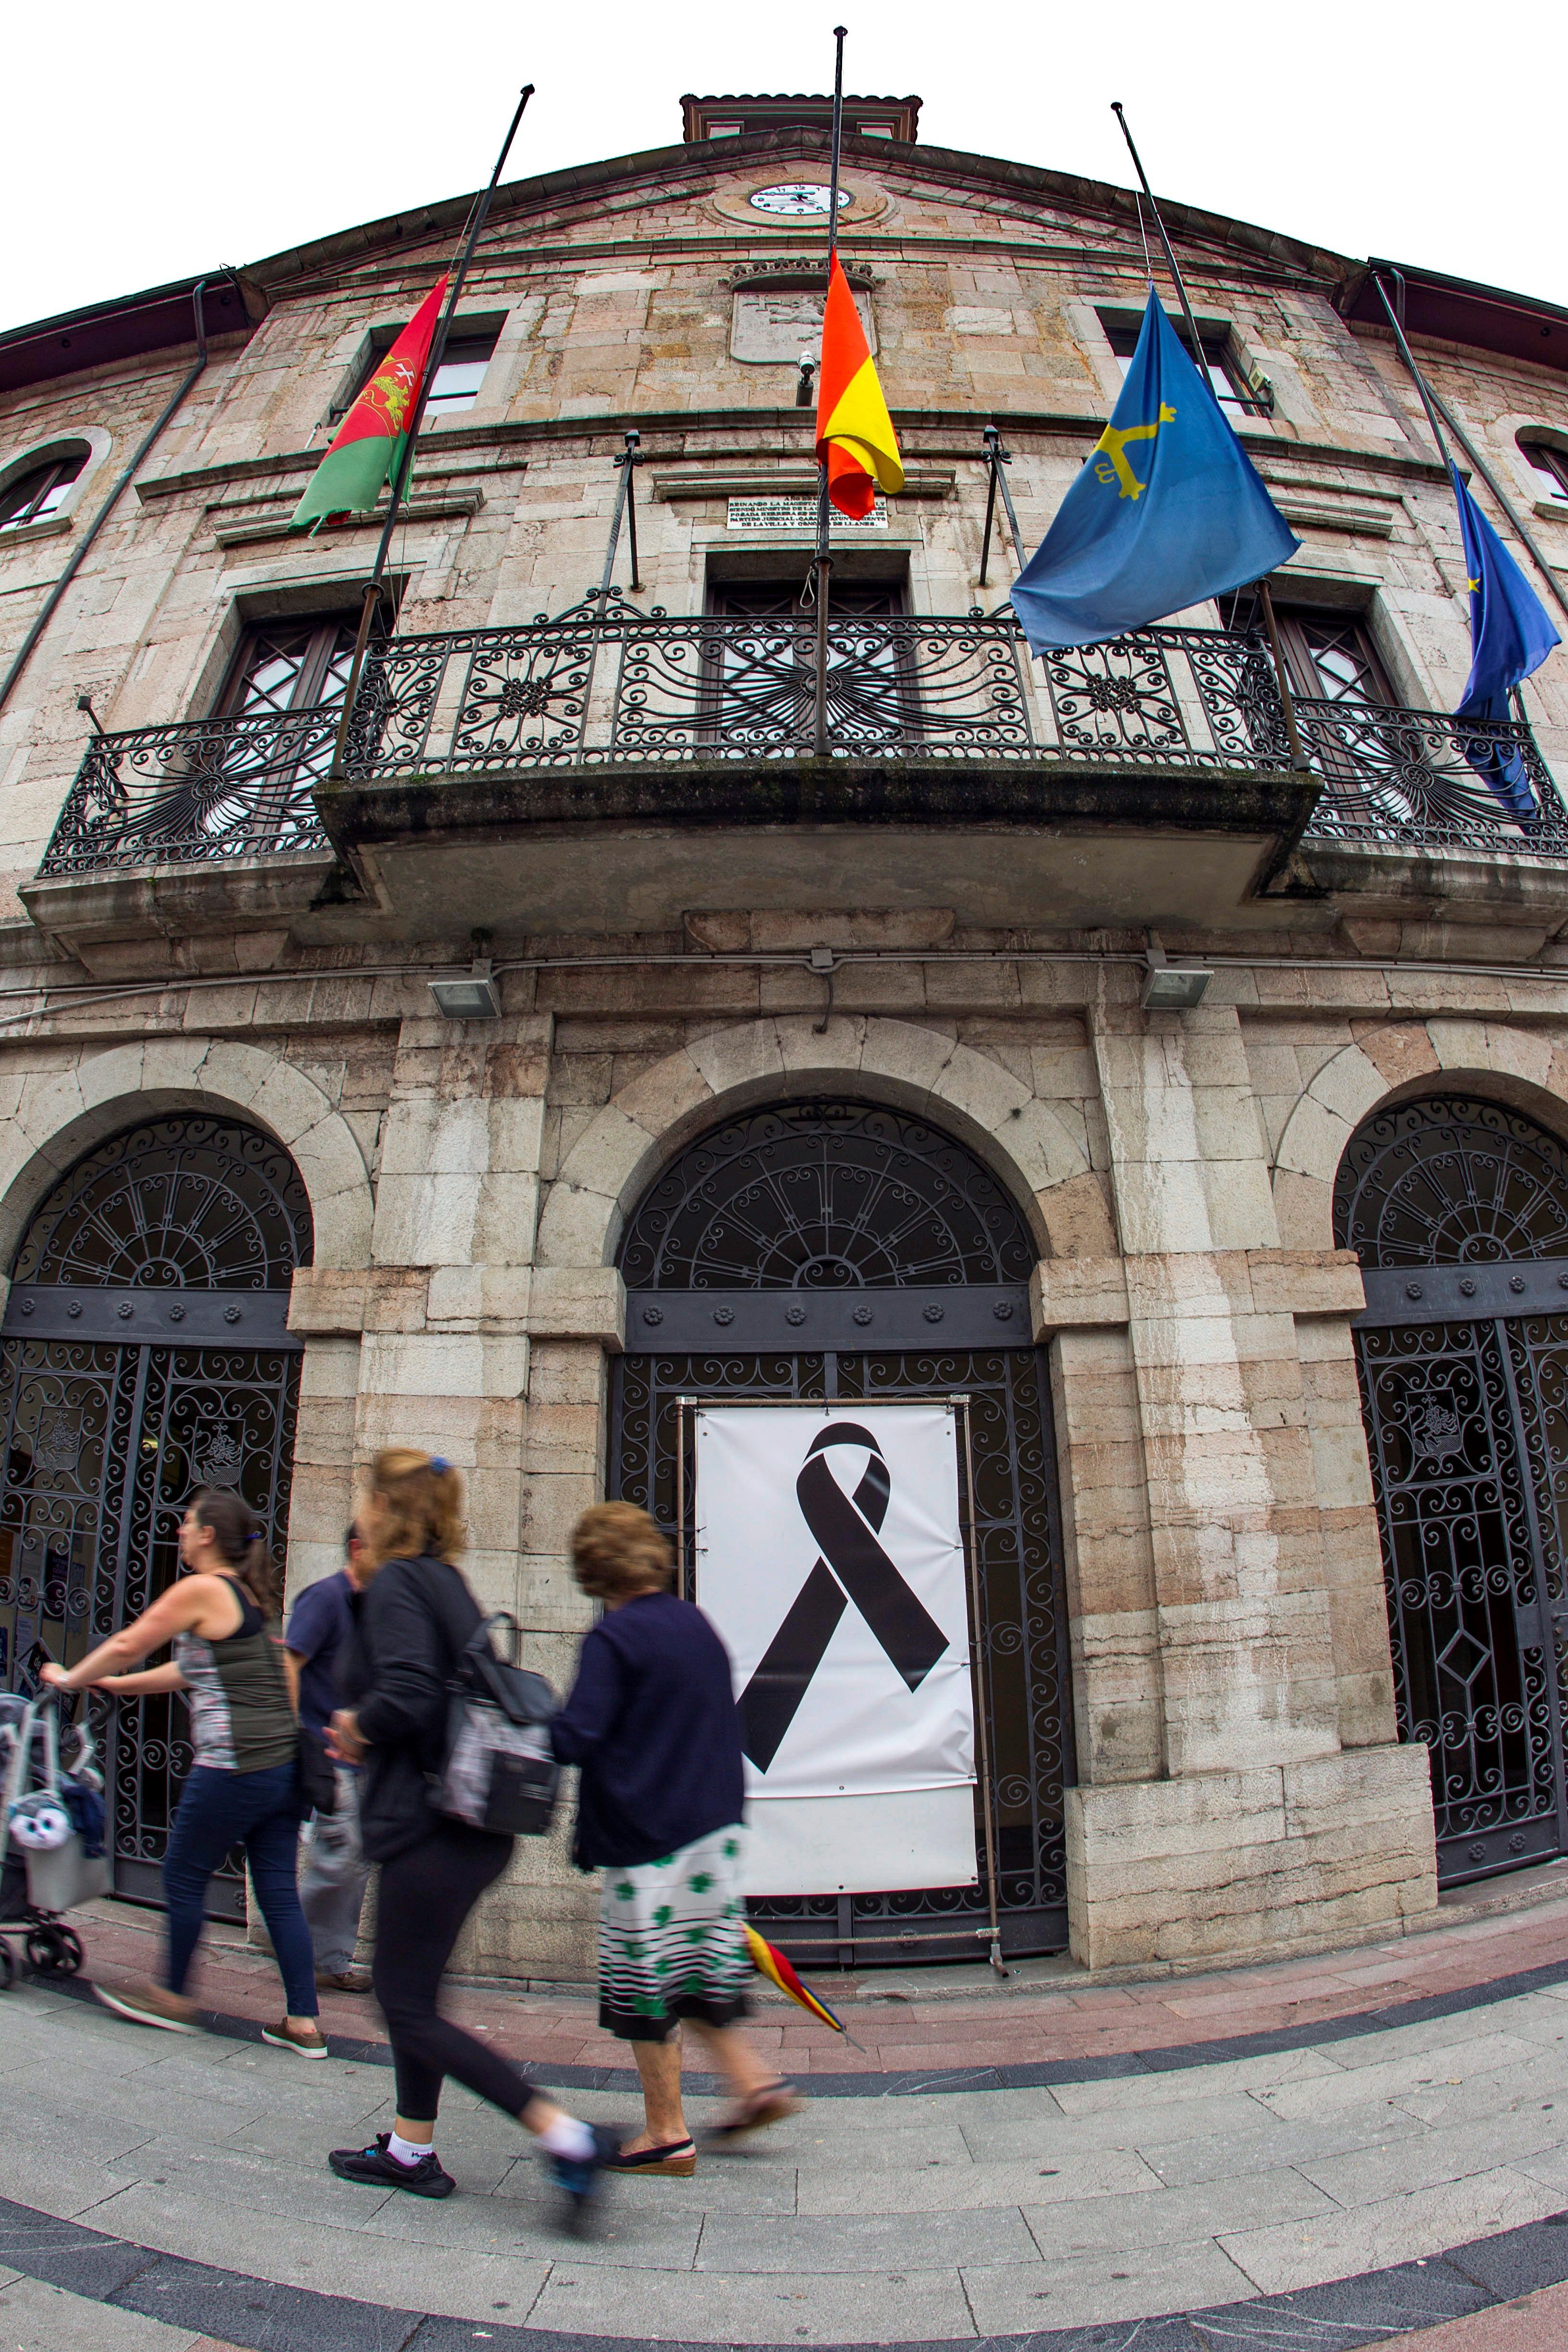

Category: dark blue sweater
[550, 1591, 746, 1869]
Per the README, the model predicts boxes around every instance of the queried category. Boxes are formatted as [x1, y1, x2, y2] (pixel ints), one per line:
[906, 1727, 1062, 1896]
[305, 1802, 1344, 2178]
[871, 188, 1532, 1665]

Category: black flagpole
[330, 84, 534, 780]
[812, 25, 848, 759]
[1110, 100, 1308, 775]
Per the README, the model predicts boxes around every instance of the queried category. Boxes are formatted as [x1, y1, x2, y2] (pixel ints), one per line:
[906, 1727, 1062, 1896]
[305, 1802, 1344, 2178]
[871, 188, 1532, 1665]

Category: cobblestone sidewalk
[5, 1940, 1568, 2346]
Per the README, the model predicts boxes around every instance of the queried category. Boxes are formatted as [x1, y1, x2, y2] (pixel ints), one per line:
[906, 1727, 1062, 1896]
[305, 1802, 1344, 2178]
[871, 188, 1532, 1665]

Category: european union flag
[1011, 289, 1300, 654]
[1448, 460, 1559, 822]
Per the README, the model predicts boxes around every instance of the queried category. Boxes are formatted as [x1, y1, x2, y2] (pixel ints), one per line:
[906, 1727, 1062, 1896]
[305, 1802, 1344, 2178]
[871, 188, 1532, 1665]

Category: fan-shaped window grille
[1334, 1095, 1568, 1270]
[12, 1115, 313, 1290]
[618, 1100, 1032, 1291]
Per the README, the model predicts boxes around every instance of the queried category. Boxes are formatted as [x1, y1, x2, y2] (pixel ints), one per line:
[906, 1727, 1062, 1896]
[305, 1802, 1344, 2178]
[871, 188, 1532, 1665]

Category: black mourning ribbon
[739, 1421, 950, 1773]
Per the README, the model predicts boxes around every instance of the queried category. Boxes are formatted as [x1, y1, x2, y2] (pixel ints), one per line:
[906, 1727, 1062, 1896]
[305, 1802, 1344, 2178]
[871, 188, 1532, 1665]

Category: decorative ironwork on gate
[607, 1099, 1071, 1963]
[0, 1117, 310, 1917]
[1341, 1094, 1568, 1883]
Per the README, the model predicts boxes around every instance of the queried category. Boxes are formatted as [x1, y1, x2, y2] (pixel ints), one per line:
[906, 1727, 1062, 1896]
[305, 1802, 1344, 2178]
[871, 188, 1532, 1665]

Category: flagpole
[1110, 101, 1309, 774]
[812, 25, 848, 759]
[1370, 270, 1568, 630]
[330, 84, 534, 780]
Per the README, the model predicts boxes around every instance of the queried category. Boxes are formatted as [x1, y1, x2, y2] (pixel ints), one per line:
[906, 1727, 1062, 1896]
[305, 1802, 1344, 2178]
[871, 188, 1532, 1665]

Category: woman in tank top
[42, 1488, 322, 2054]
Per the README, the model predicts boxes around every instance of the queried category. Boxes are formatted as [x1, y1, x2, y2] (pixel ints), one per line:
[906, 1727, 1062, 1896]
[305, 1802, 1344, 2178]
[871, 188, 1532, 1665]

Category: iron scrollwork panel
[1356, 1318, 1559, 1880]
[0, 1338, 127, 1693]
[0, 1335, 302, 1920]
[607, 1346, 1070, 1963]
[110, 1344, 302, 1914]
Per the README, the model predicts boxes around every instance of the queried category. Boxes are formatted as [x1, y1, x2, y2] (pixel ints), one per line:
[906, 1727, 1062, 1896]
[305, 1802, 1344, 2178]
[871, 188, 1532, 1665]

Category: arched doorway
[1337, 1092, 1568, 1884]
[609, 1098, 1073, 1965]
[0, 1113, 311, 1916]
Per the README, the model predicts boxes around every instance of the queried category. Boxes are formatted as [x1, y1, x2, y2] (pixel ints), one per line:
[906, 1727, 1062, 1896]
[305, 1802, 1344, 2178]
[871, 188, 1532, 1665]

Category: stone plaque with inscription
[727, 496, 888, 532]
[730, 286, 876, 365]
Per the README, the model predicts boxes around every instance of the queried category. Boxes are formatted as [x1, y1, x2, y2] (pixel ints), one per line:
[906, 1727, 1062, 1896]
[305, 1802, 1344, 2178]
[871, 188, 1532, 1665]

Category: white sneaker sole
[261, 2026, 328, 2059]
[93, 1984, 198, 2034]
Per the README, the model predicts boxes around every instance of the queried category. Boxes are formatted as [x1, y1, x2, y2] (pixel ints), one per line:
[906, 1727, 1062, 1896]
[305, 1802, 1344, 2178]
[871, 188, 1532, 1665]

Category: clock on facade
[747, 183, 852, 217]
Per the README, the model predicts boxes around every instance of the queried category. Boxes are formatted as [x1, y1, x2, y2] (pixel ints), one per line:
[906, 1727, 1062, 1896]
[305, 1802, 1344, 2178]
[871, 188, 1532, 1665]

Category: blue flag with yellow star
[1011, 287, 1299, 653]
[1448, 459, 1559, 821]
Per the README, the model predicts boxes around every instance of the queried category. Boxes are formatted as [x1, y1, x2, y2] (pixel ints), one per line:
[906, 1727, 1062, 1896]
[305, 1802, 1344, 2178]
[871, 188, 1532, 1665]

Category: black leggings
[374, 1821, 539, 2123]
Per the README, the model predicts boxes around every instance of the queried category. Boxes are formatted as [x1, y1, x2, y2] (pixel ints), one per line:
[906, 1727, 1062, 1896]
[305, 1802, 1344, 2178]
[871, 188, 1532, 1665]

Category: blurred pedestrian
[286, 1525, 372, 1992]
[551, 1501, 802, 2176]
[324, 1447, 619, 2217]
[40, 1489, 322, 2055]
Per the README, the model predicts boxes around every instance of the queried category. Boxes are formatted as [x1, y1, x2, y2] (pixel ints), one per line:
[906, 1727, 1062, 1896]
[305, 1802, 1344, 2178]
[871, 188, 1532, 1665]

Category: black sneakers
[329, 2131, 454, 2199]
[549, 2123, 623, 2225]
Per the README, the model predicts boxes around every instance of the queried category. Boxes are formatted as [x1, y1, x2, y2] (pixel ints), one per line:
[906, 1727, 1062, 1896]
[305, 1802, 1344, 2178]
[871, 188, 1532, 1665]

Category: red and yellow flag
[814, 258, 904, 521]
[744, 1922, 848, 2034]
[290, 276, 450, 532]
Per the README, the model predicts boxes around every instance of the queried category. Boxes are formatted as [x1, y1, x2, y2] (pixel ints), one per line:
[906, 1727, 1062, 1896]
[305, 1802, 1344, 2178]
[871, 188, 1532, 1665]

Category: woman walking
[41, 1489, 322, 2055]
[551, 1501, 802, 2176]
[323, 1448, 618, 2217]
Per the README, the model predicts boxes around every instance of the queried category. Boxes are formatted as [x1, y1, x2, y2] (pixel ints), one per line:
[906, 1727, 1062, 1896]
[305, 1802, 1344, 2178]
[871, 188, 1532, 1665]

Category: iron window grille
[1338, 1094, 1568, 1886]
[0, 1116, 310, 1919]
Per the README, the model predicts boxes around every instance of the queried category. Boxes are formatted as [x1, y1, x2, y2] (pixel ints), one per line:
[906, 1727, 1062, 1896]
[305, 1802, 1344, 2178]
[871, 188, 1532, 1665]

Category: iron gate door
[0, 1115, 310, 1918]
[1339, 1095, 1568, 1886]
[609, 1099, 1074, 1968]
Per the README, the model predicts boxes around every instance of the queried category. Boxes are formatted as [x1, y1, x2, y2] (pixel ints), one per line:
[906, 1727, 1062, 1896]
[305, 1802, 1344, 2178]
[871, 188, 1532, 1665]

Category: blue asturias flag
[1011, 288, 1300, 654]
[1448, 459, 1559, 821]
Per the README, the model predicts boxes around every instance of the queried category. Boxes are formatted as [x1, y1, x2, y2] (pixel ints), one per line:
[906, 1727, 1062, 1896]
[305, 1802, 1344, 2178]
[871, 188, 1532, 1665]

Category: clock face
[748, 183, 851, 218]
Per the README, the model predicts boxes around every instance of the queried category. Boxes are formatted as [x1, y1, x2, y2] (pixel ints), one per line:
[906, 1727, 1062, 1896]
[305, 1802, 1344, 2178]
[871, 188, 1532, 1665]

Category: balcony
[29, 596, 1568, 948]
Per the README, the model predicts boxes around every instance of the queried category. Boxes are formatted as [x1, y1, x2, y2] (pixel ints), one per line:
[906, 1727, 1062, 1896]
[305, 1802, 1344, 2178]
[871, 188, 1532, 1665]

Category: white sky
[3, 0, 1561, 337]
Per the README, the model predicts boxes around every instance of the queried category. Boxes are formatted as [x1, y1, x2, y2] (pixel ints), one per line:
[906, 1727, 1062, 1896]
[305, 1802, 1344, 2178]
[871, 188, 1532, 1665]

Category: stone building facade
[1, 94, 1567, 1981]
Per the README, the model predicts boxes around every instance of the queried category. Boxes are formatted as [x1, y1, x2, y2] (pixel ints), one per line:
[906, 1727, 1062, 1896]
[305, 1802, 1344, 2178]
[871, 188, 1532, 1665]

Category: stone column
[1058, 990, 1435, 1969]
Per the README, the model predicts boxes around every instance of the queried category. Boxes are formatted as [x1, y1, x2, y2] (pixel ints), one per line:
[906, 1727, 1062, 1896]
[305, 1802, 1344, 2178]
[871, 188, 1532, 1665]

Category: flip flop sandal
[604, 2138, 698, 2177]
[709, 2082, 805, 2141]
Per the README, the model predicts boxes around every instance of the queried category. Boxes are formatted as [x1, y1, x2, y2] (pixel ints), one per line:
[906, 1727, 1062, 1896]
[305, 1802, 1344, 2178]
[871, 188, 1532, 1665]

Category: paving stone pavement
[5, 1960, 1568, 2346]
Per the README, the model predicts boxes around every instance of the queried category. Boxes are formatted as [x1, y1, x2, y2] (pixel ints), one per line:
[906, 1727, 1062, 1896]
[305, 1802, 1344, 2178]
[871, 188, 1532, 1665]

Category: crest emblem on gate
[192, 1425, 245, 1489]
[1409, 1392, 1464, 1467]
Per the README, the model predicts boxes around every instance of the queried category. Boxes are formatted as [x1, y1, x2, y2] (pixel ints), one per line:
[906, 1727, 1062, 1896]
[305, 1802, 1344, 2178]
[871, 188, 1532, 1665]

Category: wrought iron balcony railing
[40, 707, 337, 877]
[37, 593, 1568, 878]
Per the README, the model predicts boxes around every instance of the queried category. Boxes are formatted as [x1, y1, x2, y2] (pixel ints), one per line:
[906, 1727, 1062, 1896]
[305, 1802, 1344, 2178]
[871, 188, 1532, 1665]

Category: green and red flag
[290, 275, 449, 533]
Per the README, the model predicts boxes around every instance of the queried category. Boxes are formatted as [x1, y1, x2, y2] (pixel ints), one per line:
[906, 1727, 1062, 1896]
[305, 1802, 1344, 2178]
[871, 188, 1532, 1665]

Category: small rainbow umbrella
[744, 1923, 865, 2048]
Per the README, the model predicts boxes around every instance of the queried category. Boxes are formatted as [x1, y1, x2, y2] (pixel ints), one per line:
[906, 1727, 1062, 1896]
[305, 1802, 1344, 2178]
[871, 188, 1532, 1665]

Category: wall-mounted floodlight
[1139, 945, 1212, 1011]
[430, 956, 500, 1020]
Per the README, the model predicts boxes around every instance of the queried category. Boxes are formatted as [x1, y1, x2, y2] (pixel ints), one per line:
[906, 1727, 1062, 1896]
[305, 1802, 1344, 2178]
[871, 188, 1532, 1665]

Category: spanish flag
[744, 1922, 849, 2034]
[290, 276, 449, 532]
[815, 258, 904, 521]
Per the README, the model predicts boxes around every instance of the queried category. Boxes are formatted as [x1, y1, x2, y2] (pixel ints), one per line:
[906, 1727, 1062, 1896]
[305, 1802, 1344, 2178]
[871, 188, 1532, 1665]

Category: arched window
[611, 1098, 1072, 1967]
[1517, 435, 1568, 506]
[0, 443, 90, 534]
[1335, 1092, 1568, 1888]
[0, 1114, 311, 1916]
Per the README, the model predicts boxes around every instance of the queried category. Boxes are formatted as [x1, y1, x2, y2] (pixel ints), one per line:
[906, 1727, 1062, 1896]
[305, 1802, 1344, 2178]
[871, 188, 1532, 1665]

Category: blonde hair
[571, 1501, 672, 1602]
[361, 1447, 466, 1570]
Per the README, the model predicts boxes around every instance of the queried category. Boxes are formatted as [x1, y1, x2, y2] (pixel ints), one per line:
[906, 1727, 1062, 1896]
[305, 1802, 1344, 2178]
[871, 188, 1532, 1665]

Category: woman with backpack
[322, 1447, 619, 2216]
[39, 1487, 322, 2055]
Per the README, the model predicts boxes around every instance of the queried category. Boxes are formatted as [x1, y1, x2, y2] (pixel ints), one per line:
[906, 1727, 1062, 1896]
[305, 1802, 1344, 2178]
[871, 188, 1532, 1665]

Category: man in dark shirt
[286, 1528, 371, 1993]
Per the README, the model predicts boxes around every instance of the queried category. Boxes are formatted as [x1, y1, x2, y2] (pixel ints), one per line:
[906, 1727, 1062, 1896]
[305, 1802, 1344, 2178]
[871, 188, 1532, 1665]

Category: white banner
[694, 1403, 977, 1897]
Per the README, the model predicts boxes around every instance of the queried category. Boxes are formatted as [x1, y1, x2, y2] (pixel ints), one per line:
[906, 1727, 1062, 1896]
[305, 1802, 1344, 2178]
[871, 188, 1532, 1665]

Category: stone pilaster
[1063, 995, 1435, 1968]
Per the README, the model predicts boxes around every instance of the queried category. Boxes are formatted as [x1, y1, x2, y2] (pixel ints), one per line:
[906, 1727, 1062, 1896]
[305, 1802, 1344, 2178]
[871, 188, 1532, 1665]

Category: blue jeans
[162, 1761, 317, 2018]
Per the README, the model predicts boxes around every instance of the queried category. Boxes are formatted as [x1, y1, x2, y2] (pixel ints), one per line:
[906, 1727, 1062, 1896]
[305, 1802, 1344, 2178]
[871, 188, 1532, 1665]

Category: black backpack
[428, 1594, 561, 1838]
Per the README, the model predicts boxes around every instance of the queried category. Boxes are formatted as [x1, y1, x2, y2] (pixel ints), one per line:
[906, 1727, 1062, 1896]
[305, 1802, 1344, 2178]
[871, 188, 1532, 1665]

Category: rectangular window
[217, 612, 363, 720]
[1101, 316, 1269, 421]
[1220, 594, 1395, 706]
[330, 318, 502, 424]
